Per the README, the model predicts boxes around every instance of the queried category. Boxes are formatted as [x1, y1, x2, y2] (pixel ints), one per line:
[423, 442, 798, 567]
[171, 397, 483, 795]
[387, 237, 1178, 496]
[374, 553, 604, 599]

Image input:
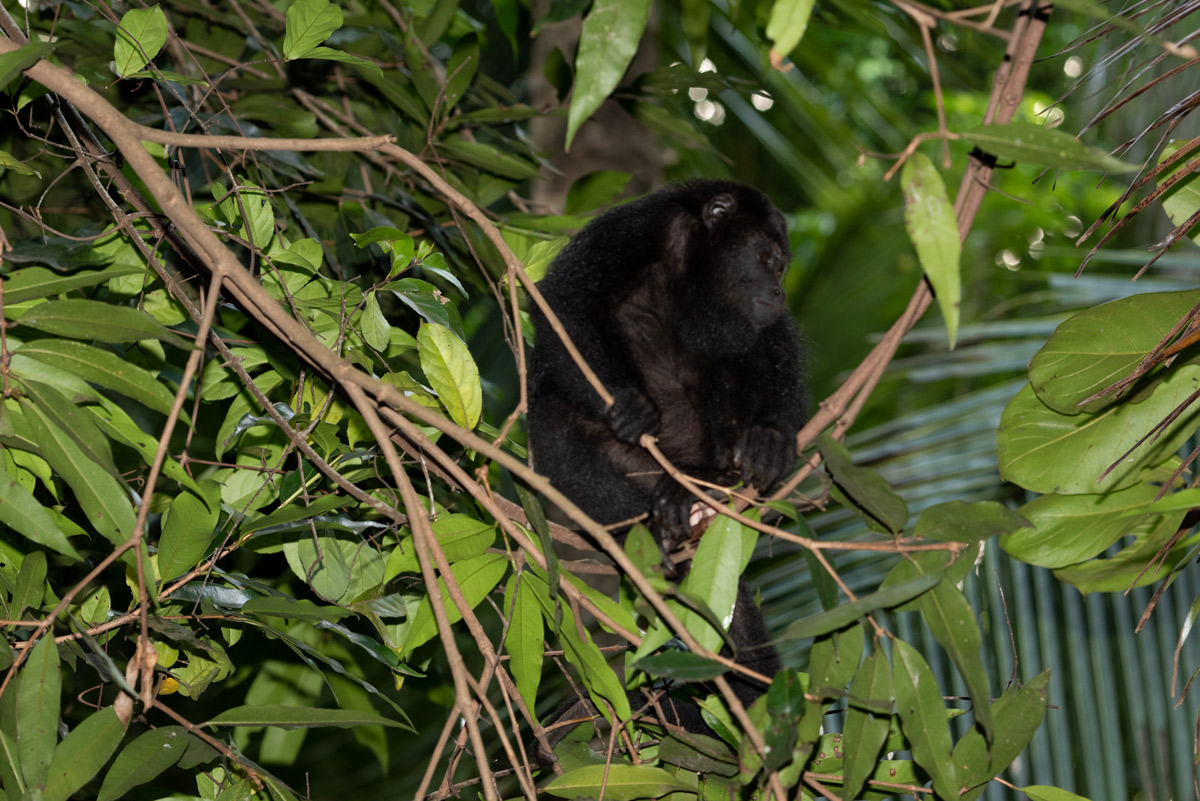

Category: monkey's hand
[733, 425, 795, 489]
[651, 478, 725, 568]
[606, 387, 661, 445]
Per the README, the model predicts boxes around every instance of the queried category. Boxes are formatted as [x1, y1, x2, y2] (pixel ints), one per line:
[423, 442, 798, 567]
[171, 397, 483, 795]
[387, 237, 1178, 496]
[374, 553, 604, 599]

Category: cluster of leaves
[0, 0, 1175, 799]
[996, 147, 1200, 687]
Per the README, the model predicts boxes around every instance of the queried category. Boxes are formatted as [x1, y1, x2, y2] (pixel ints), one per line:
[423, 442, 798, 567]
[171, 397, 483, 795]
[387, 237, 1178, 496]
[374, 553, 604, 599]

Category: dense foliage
[1, 1, 1199, 800]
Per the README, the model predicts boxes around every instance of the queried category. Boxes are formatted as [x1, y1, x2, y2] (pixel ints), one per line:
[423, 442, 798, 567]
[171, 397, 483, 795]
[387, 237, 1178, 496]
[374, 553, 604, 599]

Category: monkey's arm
[733, 319, 806, 487]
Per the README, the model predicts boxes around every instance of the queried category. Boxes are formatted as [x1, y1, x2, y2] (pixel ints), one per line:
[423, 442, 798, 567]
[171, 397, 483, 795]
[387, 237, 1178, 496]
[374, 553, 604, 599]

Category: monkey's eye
[759, 249, 772, 265]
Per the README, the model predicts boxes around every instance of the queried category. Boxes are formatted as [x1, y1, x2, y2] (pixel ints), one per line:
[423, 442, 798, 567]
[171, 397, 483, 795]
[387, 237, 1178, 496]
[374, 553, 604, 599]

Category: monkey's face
[717, 224, 790, 329]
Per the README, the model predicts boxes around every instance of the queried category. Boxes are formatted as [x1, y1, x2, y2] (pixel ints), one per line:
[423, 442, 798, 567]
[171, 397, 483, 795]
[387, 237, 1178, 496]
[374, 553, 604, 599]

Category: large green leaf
[901, 152, 961, 348]
[1003, 484, 1184, 569]
[20, 397, 135, 546]
[97, 726, 188, 801]
[417, 322, 482, 430]
[893, 639, 958, 801]
[42, 707, 124, 801]
[17, 339, 183, 420]
[12, 299, 188, 347]
[0, 471, 81, 561]
[920, 582, 992, 741]
[960, 123, 1133, 173]
[566, 0, 652, 149]
[114, 5, 168, 76]
[544, 764, 694, 800]
[282, 0, 342, 60]
[16, 635, 59, 788]
[158, 488, 219, 581]
[1028, 289, 1200, 414]
[841, 650, 892, 800]
[404, 553, 508, 652]
[503, 575, 544, 712]
[998, 372, 1200, 495]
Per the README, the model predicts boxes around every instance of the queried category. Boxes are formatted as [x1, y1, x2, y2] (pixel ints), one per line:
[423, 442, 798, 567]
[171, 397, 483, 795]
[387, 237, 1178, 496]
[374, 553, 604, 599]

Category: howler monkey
[527, 179, 805, 751]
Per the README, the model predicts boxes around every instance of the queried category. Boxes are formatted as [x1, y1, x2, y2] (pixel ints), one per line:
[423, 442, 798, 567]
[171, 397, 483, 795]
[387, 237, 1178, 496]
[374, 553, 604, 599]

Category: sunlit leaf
[114, 6, 168, 76]
[566, 0, 652, 149]
[418, 323, 482, 430]
[282, 0, 342, 60]
[766, 0, 815, 62]
[961, 123, 1133, 173]
[901, 152, 961, 348]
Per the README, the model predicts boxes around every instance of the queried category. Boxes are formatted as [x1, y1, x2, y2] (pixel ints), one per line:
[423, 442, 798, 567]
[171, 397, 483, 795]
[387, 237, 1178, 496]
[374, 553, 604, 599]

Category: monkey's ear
[702, 193, 736, 228]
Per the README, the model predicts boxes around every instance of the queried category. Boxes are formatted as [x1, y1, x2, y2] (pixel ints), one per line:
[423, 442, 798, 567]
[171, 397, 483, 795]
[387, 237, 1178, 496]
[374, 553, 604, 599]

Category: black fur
[527, 180, 805, 754]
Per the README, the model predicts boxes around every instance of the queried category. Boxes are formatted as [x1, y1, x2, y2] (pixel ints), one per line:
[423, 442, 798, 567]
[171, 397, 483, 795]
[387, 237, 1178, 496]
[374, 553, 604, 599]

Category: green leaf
[417, 323, 482, 430]
[544, 764, 694, 800]
[13, 299, 188, 347]
[436, 138, 540, 180]
[0, 43, 53, 93]
[998, 371, 1200, 495]
[960, 123, 1133, 173]
[442, 37, 479, 113]
[915, 500, 1031, 542]
[566, 0, 652, 149]
[635, 650, 726, 682]
[0, 472, 81, 561]
[818, 433, 909, 533]
[779, 573, 941, 641]
[18, 380, 115, 471]
[17, 339, 182, 420]
[1021, 786, 1095, 801]
[677, 512, 744, 653]
[282, 0, 343, 60]
[360, 291, 390, 352]
[0, 148, 40, 177]
[12, 551, 47, 619]
[158, 489, 219, 580]
[240, 494, 348, 535]
[89, 397, 202, 495]
[565, 171, 631, 216]
[2, 266, 141, 305]
[206, 705, 408, 729]
[1159, 141, 1200, 246]
[1029, 289, 1200, 414]
[405, 553, 508, 652]
[525, 570, 630, 721]
[122, 69, 208, 85]
[893, 639, 958, 801]
[503, 576, 544, 711]
[42, 707, 124, 801]
[214, 181, 274, 250]
[301, 46, 383, 78]
[841, 650, 892, 801]
[114, 6, 168, 76]
[97, 726, 189, 801]
[241, 596, 353, 622]
[901, 152, 961, 348]
[283, 531, 385, 604]
[952, 672, 1050, 794]
[920, 582, 992, 741]
[20, 398, 136, 547]
[679, 0, 710, 64]
[1053, 514, 1197, 593]
[1003, 484, 1182, 569]
[16, 635, 60, 788]
[765, 0, 815, 61]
